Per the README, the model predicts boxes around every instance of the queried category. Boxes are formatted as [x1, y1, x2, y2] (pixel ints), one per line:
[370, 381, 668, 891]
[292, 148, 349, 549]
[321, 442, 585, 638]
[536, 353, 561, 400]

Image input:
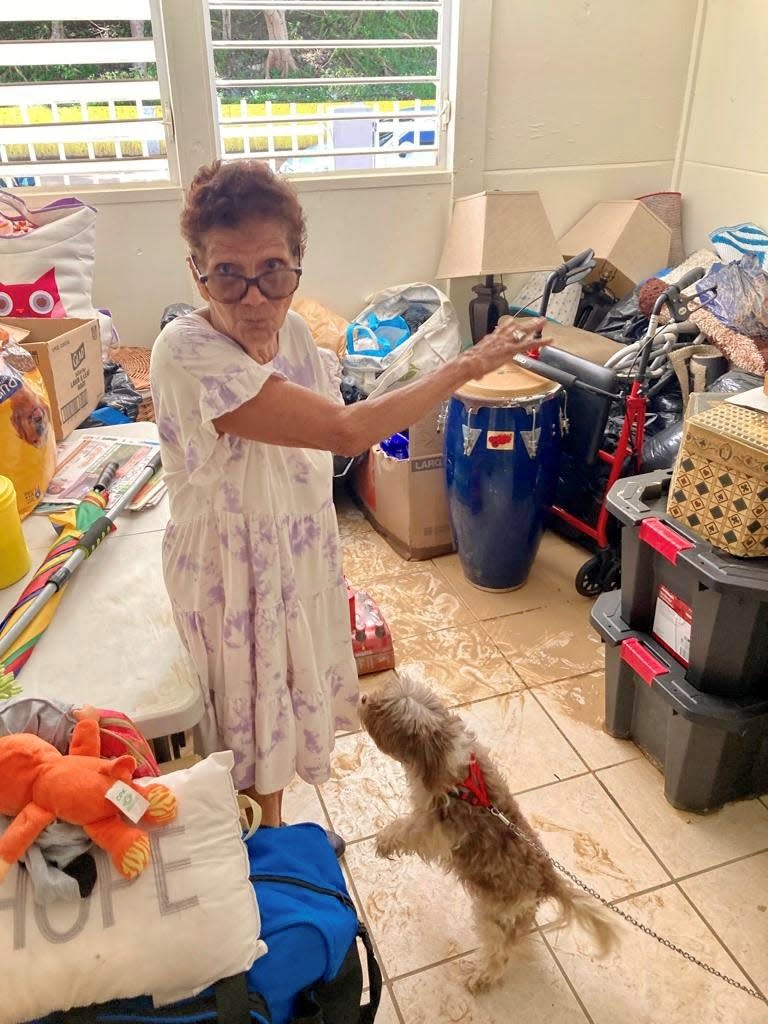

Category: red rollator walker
[515, 253, 706, 596]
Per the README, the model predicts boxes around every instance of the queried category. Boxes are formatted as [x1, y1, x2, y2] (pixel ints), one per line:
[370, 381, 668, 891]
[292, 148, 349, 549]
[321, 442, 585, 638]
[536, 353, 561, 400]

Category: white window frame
[202, 0, 452, 175]
[0, 0, 457, 194]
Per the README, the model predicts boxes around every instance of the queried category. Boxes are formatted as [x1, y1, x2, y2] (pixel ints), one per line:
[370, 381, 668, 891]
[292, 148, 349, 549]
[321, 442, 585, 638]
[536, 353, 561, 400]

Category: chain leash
[487, 805, 767, 1004]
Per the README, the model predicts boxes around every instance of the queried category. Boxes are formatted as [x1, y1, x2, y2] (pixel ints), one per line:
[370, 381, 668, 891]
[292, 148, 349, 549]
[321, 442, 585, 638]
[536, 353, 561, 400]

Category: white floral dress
[150, 310, 359, 792]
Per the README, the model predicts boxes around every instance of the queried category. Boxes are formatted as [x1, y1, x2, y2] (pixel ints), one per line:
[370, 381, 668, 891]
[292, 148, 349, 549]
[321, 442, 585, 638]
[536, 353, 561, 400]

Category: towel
[710, 223, 768, 270]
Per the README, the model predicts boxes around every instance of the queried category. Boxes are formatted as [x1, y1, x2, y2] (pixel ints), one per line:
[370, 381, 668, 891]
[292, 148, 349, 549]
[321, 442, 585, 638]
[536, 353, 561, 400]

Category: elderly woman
[150, 160, 548, 850]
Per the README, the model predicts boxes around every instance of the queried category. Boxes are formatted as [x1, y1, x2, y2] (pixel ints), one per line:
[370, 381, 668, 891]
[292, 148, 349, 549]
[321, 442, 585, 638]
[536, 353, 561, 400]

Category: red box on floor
[346, 581, 395, 676]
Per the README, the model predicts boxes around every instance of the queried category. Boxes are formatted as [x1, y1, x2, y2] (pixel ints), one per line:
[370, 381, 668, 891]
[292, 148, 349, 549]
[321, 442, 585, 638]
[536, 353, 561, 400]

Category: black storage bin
[591, 592, 768, 812]
[607, 470, 768, 698]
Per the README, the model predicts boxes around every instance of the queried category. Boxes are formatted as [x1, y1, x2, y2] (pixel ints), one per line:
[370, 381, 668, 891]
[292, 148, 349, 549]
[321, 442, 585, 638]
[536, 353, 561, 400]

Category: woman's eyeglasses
[191, 257, 302, 303]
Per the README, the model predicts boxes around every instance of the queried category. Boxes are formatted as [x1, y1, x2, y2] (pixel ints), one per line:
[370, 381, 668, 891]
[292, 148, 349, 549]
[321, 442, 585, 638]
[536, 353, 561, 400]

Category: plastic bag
[574, 281, 618, 332]
[79, 362, 141, 429]
[343, 283, 460, 397]
[708, 367, 764, 394]
[0, 325, 56, 517]
[333, 376, 367, 480]
[346, 313, 410, 358]
[160, 302, 194, 330]
[380, 431, 409, 460]
[696, 254, 768, 338]
[595, 288, 649, 343]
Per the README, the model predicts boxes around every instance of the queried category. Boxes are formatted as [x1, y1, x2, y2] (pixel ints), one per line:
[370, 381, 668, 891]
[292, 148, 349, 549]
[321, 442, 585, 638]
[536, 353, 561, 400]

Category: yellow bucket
[0, 475, 30, 589]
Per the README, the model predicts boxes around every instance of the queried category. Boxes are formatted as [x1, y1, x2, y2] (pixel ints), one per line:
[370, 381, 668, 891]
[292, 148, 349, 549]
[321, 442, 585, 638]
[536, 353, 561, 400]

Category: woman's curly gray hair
[181, 159, 307, 262]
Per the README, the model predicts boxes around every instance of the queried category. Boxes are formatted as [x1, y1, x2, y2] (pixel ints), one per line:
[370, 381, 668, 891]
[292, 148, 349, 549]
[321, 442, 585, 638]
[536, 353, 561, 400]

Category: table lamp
[436, 191, 562, 343]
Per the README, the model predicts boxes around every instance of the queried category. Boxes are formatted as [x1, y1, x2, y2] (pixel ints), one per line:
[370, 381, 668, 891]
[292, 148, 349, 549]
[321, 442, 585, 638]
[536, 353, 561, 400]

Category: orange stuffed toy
[0, 718, 177, 882]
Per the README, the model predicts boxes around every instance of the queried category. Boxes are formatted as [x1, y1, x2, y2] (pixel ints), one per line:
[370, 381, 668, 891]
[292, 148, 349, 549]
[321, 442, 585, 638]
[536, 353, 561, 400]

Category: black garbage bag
[641, 367, 763, 471]
[78, 362, 141, 428]
[401, 301, 436, 335]
[160, 303, 195, 330]
[642, 421, 684, 473]
[708, 367, 764, 394]
[574, 281, 618, 333]
[333, 377, 368, 480]
[594, 288, 649, 344]
[646, 380, 684, 435]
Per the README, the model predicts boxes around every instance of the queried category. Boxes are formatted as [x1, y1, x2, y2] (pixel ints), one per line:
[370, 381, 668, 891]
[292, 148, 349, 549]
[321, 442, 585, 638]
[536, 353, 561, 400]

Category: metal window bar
[3, 2, 151, 17]
[0, 39, 156, 66]
[216, 75, 437, 88]
[217, 107, 436, 128]
[210, 1, 440, 9]
[1, 158, 168, 177]
[223, 142, 438, 162]
[0, 82, 162, 105]
[212, 38, 437, 50]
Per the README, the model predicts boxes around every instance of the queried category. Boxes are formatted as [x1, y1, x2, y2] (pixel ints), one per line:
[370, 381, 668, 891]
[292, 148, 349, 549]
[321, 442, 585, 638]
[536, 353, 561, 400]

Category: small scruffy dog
[359, 675, 617, 992]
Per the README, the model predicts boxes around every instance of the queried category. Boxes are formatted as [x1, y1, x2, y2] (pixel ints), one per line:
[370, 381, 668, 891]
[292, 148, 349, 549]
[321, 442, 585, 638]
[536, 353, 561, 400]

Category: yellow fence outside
[0, 99, 414, 160]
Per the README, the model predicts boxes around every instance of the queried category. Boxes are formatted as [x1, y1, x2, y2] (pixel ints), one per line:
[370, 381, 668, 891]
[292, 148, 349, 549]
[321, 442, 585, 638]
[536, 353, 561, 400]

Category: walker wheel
[601, 558, 621, 592]
[575, 556, 604, 598]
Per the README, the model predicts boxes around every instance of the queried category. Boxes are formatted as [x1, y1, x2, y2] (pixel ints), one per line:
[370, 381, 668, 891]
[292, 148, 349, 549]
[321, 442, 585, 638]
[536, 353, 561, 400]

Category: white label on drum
[462, 425, 482, 455]
[487, 430, 515, 451]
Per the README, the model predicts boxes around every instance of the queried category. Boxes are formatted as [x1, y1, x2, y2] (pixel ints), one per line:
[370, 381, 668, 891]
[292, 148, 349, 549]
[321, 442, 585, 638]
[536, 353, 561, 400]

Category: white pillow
[3, 751, 265, 1024]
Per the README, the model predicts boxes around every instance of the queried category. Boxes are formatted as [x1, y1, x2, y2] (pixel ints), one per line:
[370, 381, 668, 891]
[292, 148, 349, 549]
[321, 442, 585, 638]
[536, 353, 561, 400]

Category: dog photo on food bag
[359, 675, 617, 993]
[10, 383, 50, 448]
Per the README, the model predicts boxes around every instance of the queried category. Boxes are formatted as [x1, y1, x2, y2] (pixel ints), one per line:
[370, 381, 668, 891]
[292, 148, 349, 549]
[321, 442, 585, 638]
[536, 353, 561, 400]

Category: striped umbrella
[0, 485, 112, 696]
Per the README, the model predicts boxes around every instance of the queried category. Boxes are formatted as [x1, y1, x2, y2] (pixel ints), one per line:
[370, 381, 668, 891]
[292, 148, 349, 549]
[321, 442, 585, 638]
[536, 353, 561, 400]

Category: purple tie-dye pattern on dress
[150, 309, 359, 792]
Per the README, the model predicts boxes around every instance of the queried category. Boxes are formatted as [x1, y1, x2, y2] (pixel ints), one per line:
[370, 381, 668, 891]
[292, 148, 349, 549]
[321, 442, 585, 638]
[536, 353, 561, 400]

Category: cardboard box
[2, 318, 102, 440]
[352, 404, 455, 560]
[559, 200, 672, 299]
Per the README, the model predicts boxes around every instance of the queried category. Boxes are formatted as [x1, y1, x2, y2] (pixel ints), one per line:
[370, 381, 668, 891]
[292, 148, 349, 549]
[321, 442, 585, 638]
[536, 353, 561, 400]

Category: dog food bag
[0, 324, 56, 517]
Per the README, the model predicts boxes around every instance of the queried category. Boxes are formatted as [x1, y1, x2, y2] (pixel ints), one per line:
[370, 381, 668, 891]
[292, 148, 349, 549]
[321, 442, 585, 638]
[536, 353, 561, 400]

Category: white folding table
[3, 423, 204, 751]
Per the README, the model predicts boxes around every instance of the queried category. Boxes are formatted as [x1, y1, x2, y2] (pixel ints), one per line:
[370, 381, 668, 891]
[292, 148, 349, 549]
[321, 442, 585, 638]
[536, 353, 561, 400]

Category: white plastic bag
[342, 283, 461, 397]
[0, 191, 112, 350]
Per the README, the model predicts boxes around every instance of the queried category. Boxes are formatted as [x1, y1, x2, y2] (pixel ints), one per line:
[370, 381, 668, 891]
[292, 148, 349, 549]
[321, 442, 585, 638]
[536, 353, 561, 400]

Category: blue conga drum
[444, 364, 563, 591]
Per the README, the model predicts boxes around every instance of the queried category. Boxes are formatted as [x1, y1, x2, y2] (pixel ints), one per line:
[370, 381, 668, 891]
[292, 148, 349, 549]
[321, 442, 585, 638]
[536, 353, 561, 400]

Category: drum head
[455, 362, 559, 405]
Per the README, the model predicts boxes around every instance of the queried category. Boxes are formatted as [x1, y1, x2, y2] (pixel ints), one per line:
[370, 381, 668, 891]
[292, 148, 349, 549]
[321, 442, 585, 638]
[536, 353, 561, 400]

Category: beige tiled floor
[320, 496, 768, 1023]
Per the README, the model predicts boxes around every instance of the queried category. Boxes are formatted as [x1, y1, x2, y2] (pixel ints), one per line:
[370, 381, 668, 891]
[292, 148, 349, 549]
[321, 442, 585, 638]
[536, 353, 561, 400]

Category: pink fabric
[96, 710, 161, 778]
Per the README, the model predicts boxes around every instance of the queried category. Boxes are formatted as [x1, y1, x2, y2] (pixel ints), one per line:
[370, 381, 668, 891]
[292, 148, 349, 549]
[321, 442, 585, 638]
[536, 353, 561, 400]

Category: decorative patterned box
[668, 404, 768, 557]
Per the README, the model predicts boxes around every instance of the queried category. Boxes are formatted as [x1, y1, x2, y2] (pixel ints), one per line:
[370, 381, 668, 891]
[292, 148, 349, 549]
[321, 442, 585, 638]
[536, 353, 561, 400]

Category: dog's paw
[375, 831, 399, 860]
[465, 967, 494, 995]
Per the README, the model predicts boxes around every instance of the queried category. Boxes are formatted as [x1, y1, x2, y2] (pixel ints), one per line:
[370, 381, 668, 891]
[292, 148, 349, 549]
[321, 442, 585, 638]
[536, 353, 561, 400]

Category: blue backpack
[36, 824, 382, 1024]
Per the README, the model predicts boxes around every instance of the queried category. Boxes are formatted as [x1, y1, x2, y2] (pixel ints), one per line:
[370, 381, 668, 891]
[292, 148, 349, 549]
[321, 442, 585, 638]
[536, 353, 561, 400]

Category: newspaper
[42, 434, 164, 511]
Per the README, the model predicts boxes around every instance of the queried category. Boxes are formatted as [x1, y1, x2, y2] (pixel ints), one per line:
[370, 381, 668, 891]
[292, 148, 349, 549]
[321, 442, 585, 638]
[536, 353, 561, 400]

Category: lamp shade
[436, 190, 561, 279]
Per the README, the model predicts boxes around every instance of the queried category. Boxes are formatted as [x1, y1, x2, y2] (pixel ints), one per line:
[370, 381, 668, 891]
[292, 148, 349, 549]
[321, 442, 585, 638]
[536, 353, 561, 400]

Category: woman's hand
[461, 316, 551, 381]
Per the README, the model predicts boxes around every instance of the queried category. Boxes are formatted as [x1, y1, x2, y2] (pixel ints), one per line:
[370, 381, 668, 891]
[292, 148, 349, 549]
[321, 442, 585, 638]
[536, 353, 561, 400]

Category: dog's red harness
[452, 753, 491, 808]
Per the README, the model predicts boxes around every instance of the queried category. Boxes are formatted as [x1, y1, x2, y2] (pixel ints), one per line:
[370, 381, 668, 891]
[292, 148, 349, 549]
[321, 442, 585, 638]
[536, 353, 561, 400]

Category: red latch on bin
[620, 637, 670, 686]
[638, 517, 694, 565]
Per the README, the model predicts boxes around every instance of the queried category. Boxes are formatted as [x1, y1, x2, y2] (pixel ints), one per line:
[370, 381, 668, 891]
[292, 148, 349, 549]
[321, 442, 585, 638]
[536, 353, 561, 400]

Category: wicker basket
[668, 403, 768, 557]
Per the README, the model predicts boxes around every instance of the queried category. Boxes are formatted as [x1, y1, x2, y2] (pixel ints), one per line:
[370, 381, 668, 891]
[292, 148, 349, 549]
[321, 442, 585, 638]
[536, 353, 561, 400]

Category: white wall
[677, 0, 768, 251]
[295, 176, 452, 320]
[87, 187, 191, 347]
[484, 0, 698, 237]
